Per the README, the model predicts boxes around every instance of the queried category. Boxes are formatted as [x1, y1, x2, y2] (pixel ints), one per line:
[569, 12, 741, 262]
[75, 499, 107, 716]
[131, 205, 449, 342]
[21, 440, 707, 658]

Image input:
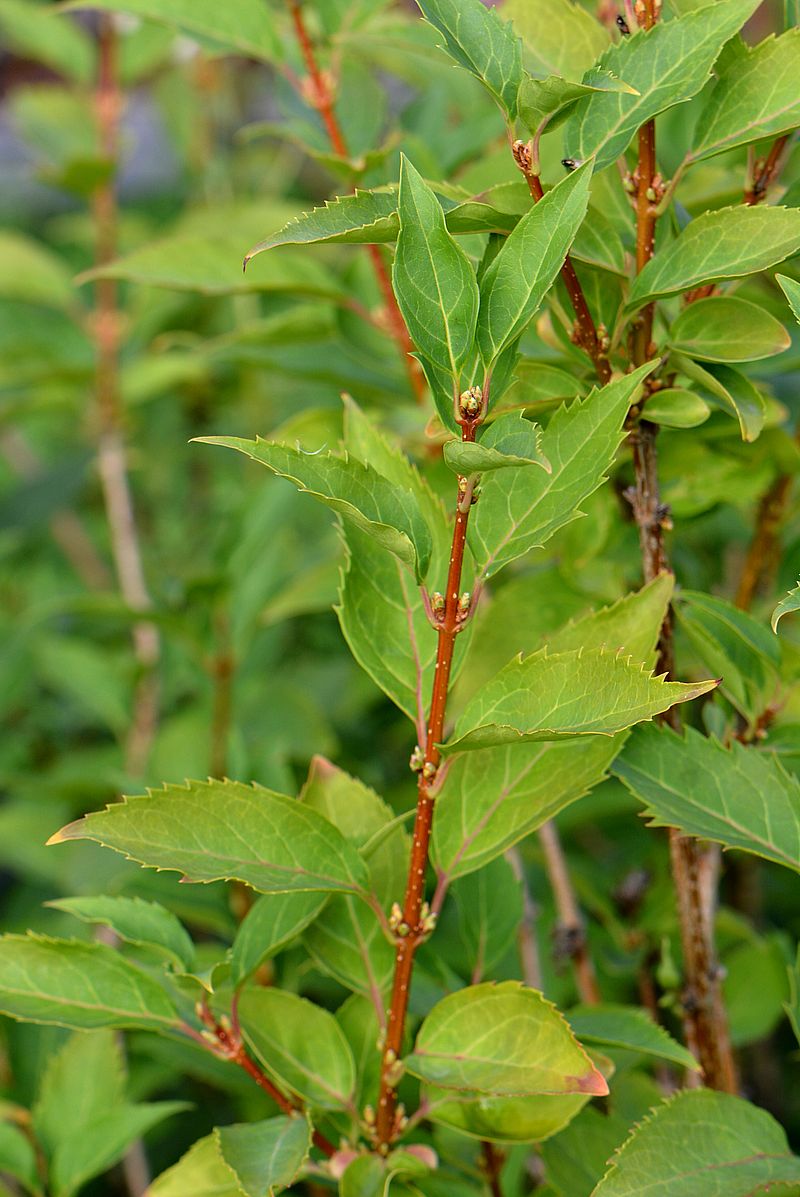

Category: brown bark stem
[744, 133, 791, 206]
[286, 0, 425, 404]
[627, 0, 737, 1094]
[537, 820, 601, 1005]
[513, 145, 611, 384]
[375, 416, 480, 1149]
[482, 1140, 505, 1197]
[93, 15, 160, 778]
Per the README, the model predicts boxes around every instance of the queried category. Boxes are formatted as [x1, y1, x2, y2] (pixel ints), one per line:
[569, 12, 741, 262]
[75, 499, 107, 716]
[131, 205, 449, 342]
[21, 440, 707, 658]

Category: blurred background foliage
[1, 0, 800, 1191]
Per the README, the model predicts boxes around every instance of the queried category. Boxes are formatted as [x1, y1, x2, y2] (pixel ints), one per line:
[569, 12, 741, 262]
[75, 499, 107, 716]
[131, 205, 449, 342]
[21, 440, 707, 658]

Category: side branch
[375, 398, 482, 1149]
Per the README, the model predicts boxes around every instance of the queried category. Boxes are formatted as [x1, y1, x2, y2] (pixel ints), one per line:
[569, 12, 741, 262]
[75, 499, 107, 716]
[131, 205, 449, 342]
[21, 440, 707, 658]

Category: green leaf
[63, 0, 281, 61]
[506, 0, 609, 81]
[667, 296, 790, 362]
[0, 0, 93, 83]
[444, 648, 715, 754]
[196, 437, 432, 583]
[0, 231, 76, 311]
[627, 206, 800, 309]
[0, 1122, 39, 1195]
[147, 1135, 245, 1197]
[0, 934, 181, 1031]
[33, 1030, 125, 1156]
[567, 1005, 699, 1070]
[405, 981, 608, 1096]
[675, 589, 780, 726]
[724, 936, 790, 1047]
[777, 272, 800, 326]
[215, 1117, 311, 1197]
[230, 892, 327, 987]
[46, 895, 194, 971]
[414, 0, 524, 116]
[671, 354, 766, 442]
[245, 189, 400, 261]
[477, 165, 592, 366]
[692, 29, 800, 162]
[392, 156, 479, 380]
[449, 856, 523, 979]
[238, 987, 356, 1110]
[642, 387, 710, 428]
[425, 1084, 592, 1145]
[613, 724, 800, 874]
[563, 0, 760, 171]
[518, 71, 637, 135]
[772, 579, 800, 633]
[443, 414, 551, 475]
[50, 779, 370, 898]
[469, 364, 655, 578]
[52, 1104, 188, 1197]
[592, 1089, 800, 1196]
[544, 574, 674, 663]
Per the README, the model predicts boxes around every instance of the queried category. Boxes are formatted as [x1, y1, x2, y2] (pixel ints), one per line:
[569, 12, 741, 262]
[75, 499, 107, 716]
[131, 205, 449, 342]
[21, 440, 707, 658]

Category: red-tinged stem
[482, 1140, 505, 1197]
[538, 821, 601, 1005]
[93, 15, 160, 778]
[375, 412, 480, 1149]
[286, 0, 425, 404]
[512, 142, 611, 384]
[744, 133, 791, 206]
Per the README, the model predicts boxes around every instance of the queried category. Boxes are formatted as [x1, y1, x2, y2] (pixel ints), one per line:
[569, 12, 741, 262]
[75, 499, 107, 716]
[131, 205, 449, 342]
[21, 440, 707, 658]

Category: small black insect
[561, 158, 579, 172]
[616, 13, 631, 34]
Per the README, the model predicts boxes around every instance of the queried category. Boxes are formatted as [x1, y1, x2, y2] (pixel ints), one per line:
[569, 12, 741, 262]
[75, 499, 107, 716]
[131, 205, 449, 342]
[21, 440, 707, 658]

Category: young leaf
[147, 1134, 245, 1197]
[518, 71, 637, 135]
[692, 28, 800, 162]
[33, 1030, 125, 1157]
[52, 1104, 188, 1197]
[567, 1005, 699, 1070]
[613, 724, 800, 874]
[392, 155, 479, 381]
[667, 296, 790, 362]
[772, 579, 800, 633]
[505, 0, 609, 81]
[63, 0, 281, 62]
[414, 0, 524, 117]
[50, 779, 370, 898]
[627, 206, 800, 309]
[214, 1117, 311, 1197]
[642, 388, 710, 428]
[477, 165, 592, 366]
[195, 437, 433, 582]
[670, 353, 766, 442]
[238, 987, 356, 1109]
[592, 1089, 800, 1196]
[562, 0, 760, 171]
[777, 272, 800, 326]
[470, 363, 656, 578]
[245, 188, 400, 260]
[230, 892, 328, 987]
[443, 413, 551, 475]
[0, 935, 181, 1031]
[46, 895, 195, 971]
[442, 648, 716, 753]
[405, 981, 608, 1096]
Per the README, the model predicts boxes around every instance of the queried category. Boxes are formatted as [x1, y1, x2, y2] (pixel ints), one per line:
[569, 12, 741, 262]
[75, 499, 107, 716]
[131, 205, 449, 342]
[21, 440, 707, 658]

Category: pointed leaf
[567, 1005, 699, 1070]
[215, 1117, 311, 1197]
[628, 206, 800, 309]
[518, 71, 637, 134]
[33, 1030, 125, 1157]
[406, 981, 608, 1097]
[443, 648, 716, 753]
[777, 273, 800, 326]
[46, 896, 194, 970]
[692, 29, 800, 162]
[592, 1089, 800, 1196]
[196, 437, 432, 582]
[477, 165, 592, 366]
[414, 0, 524, 116]
[443, 413, 550, 474]
[50, 779, 370, 897]
[563, 0, 760, 171]
[238, 988, 356, 1110]
[245, 189, 400, 260]
[53, 1103, 188, 1197]
[668, 296, 790, 362]
[392, 156, 479, 379]
[614, 724, 800, 873]
[469, 364, 656, 578]
[772, 579, 800, 633]
[0, 935, 181, 1031]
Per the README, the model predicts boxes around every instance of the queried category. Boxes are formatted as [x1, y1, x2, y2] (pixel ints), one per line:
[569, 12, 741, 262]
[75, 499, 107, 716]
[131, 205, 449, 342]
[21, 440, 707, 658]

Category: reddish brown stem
[744, 133, 791, 206]
[735, 473, 793, 610]
[513, 143, 611, 384]
[538, 820, 601, 1005]
[286, 0, 425, 404]
[375, 416, 480, 1149]
[627, 0, 737, 1095]
[93, 15, 160, 777]
[482, 1140, 505, 1197]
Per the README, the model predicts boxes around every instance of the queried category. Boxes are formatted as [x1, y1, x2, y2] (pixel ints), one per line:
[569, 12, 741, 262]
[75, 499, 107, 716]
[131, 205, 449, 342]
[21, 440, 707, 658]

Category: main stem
[375, 414, 479, 1148]
[629, 0, 736, 1094]
[93, 15, 160, 778]
[287, 0, 425, 405]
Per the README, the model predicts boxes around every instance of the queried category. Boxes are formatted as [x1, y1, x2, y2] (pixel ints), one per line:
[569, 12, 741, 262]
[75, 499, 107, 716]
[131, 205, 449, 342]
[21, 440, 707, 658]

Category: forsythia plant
[1, 0, 800, 1193]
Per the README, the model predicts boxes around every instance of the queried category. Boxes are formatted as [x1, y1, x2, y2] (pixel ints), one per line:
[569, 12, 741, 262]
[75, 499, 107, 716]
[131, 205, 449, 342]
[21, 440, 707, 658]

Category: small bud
[431, 590, 445, 613]
[389, 901, 404, 930]
[622, 172, 636, 194]
[409, 745, 424, 773]
[396, 920, 411, 937]
[421, 910, 438, 936]
[384, 1049, 397, 1066]
[363, 1104, 375, 1125]
[645, 185, 657, 202]
[512, 139, 533, 173]
[458, 591, 472, 615]
[458, 386, 482, 419]
[422, 760, 437, 782]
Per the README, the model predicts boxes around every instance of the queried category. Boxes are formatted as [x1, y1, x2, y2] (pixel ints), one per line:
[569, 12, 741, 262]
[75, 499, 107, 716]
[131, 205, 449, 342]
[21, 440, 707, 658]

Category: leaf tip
[46, 819, 83, 846]
[574, 1067, 610, 1096]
